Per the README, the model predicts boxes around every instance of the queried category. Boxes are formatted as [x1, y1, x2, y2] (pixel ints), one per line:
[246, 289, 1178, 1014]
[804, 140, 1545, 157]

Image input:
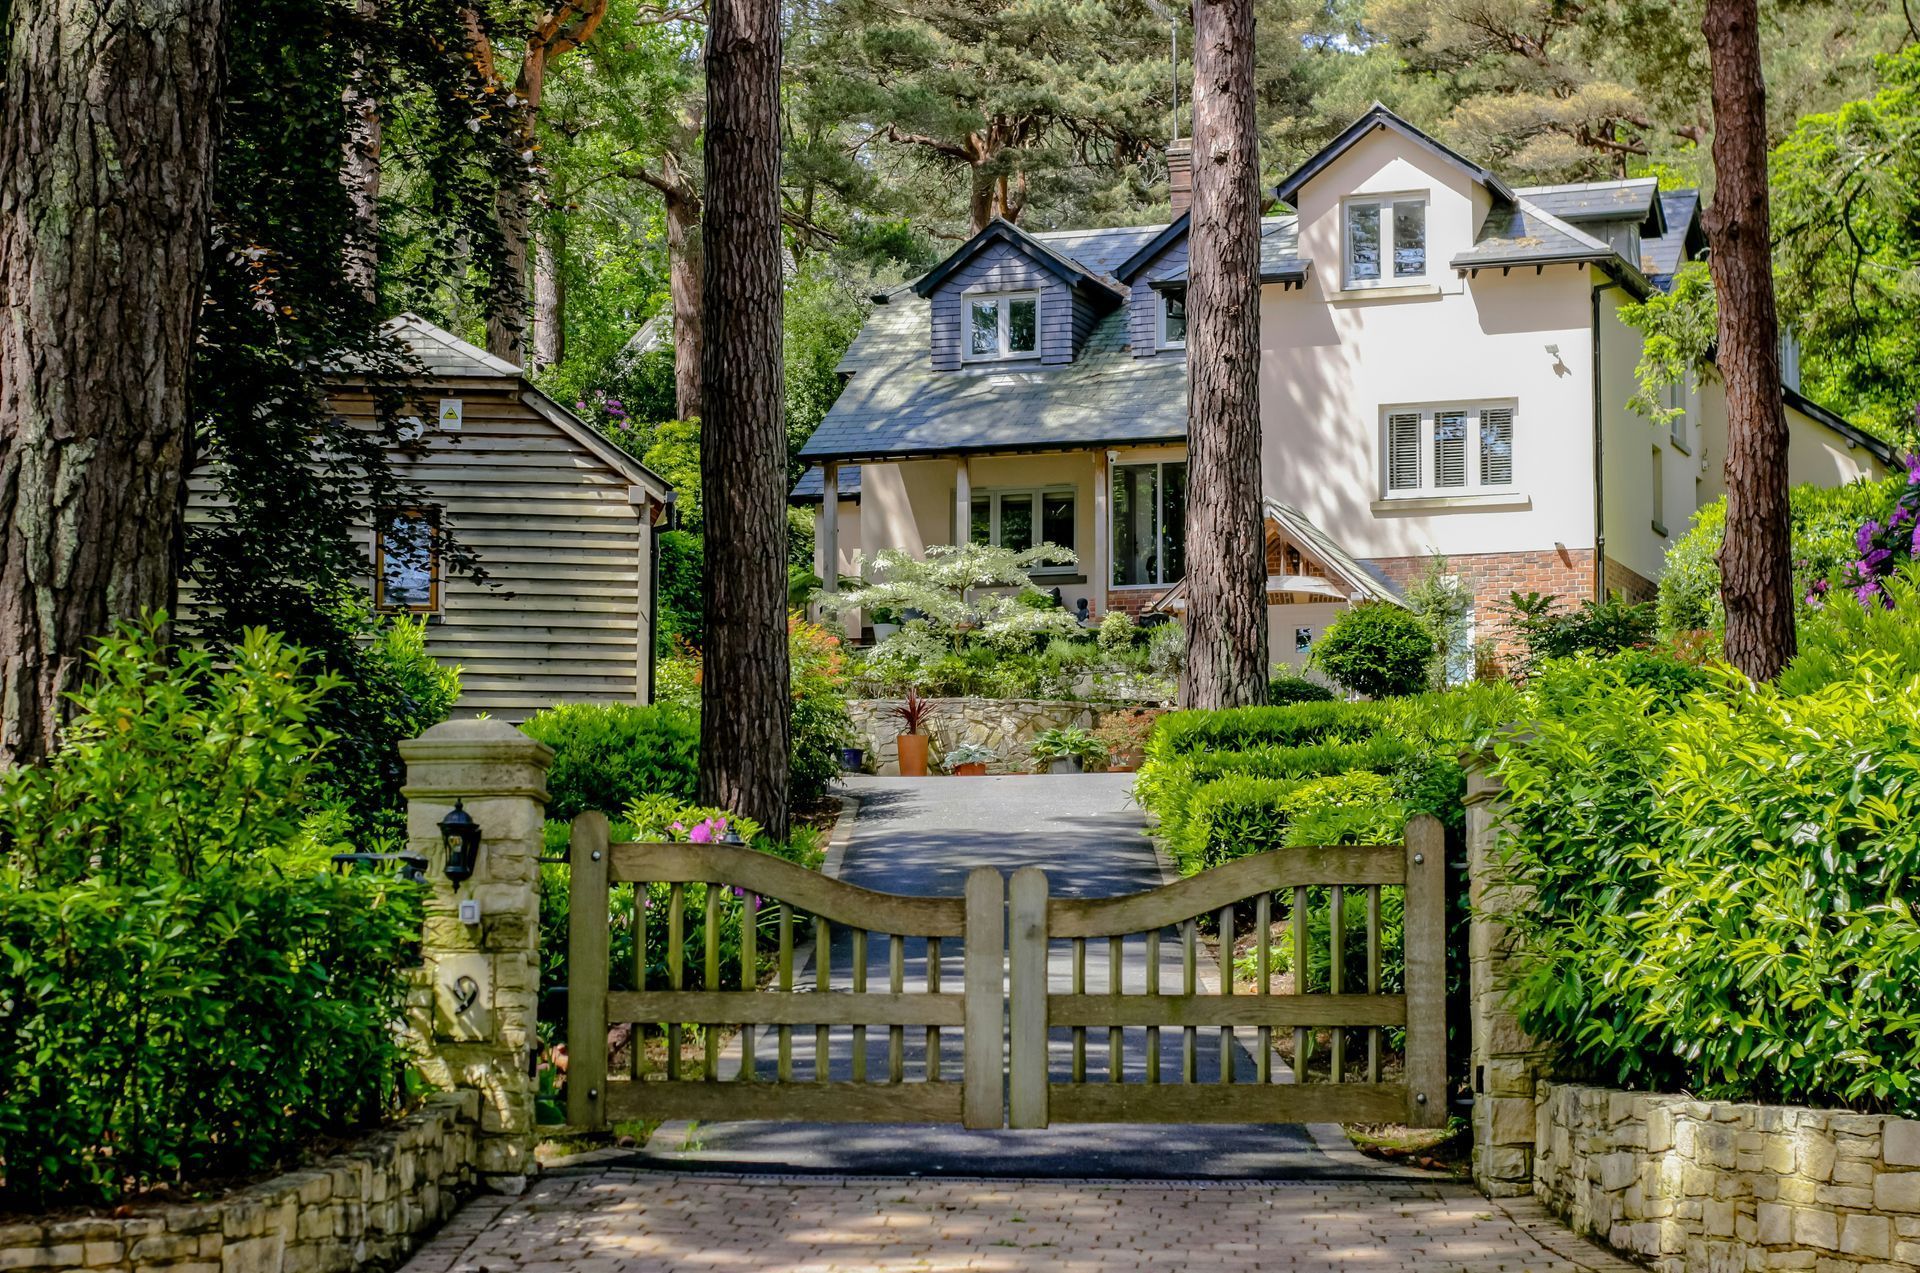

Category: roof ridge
[384, 312, 522, 377]
[1514, 177, 1658, 196]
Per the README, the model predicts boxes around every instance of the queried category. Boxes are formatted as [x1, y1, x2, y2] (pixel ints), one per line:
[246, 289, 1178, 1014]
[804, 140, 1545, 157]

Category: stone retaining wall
[1535, 1082, 1920, 1270]
[0, 1092, 479, 1273]
[847, 698, 1114, 774]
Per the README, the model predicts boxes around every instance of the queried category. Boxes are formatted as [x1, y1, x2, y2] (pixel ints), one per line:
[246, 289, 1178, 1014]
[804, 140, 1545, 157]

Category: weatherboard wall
[183, 382, 651, 720]
[926, 239, 1100, 370]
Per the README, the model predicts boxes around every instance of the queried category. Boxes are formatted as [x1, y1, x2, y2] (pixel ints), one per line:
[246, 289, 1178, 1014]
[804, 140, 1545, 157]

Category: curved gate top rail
[562, 811, 1447, 1134]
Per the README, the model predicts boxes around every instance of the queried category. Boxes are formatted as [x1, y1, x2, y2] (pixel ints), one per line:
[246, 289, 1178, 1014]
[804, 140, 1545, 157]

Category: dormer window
[966, 292, 1039, 361]
[1158, 285, 1187, 348]
[1345, 196, 1427, 287]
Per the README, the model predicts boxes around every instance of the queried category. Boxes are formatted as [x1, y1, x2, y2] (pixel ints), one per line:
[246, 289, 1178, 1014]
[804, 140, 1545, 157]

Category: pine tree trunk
[665, 181, 705, 421]
[488, 172, 534, 366]
[1702, 0, 1794, 680]
[0, 0, 223, 766]
[533, 220, 565, 370]
[342, 0, 383, 303]
[1179, 0, 1268, 710]
[698, 0, 790, 838]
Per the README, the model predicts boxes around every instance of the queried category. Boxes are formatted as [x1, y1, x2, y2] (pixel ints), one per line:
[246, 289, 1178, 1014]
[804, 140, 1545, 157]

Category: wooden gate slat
[1045, 993, 1406, 1028]
[608, 989, 967, 1026]
[1403, 814, 1449, 1128]
[567, 813, 611, 1129]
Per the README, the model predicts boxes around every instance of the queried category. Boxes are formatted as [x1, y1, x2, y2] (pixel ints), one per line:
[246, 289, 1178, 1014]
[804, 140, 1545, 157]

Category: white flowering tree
[818, 542, 1082, 647]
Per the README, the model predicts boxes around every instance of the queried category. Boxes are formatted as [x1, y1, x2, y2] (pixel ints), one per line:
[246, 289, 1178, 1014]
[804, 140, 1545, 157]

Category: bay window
[972, 488, 1075, 566]
[1383, 402, 1515, 498]
[1112, 461, 1187, 587]
[1345, 196, 1427, 287]
[966, 292, 1039, 360]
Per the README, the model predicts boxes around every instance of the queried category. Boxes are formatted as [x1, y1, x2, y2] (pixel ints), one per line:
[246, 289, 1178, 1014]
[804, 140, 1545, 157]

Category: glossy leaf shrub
[521, 701, 701, 820]
[1496, 623, 1920, 1113]
[0, 624, 421, 1208]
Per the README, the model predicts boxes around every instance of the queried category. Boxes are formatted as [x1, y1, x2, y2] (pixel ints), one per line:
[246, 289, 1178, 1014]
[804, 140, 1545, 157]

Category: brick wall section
[1534, 1083, 1920, 1271]
[1602, 557, 1658, 605]
[0, 1092, 479, 1273]
[1105, 590, 1160, 618]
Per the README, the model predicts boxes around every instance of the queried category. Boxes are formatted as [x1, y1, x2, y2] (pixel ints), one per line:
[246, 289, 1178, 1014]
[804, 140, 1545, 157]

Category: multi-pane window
[375, 509, 439, 611]
[972, 489, 1075, 563]
[1665, 377, 1690, 452]
[1345, 197, 1427, 287]
[1112, 461, 1187, 587]
[1159, 285, 1187, 348]
[966, 292, 1039, 360]
[1384, 403, 1516, 497]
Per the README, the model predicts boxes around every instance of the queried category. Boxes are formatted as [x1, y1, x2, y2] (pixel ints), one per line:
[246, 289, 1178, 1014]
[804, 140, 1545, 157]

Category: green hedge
[521, 701, 701, 820]
[1146, 701, 1395, 763]
[1497, 585, 1920, 1113]
[0, 625, 419, 1208]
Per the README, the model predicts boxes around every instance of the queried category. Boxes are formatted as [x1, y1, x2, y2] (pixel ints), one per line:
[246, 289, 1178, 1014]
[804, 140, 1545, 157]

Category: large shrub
[1496, 627, 1920, 1113]
[521, 701, 700, 820]
[1312, 602, 1435, 698]
[1657, 477, 1903, 634]
[789, 616, 855, 804]
[0, 625, 420, 1208]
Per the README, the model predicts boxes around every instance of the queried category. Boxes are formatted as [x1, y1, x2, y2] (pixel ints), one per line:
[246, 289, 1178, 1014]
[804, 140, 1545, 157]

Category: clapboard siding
[184, 379, 654, 721]
[928, 241, 1076, 369]
[1129, 237, 1189, 358]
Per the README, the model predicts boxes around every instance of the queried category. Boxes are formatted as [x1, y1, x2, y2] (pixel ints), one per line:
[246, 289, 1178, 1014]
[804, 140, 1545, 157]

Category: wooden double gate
[565, 813, 1447, 1131]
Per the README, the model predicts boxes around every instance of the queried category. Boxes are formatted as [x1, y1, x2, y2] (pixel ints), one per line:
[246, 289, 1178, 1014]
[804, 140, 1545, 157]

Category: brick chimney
[1168, 140, 1193, 218]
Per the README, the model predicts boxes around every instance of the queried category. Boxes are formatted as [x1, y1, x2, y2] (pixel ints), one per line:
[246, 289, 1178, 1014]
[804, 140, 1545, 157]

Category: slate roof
[1451, 198, 1618, 272]
[1514, 178, 1664, 235]
[803, 300, 1186, 462]
[1642, 189, 1704, 286]
[1144, 216, 1305, 285]
[790, 464, 863, 501]
[1031, 224, 1167, 280]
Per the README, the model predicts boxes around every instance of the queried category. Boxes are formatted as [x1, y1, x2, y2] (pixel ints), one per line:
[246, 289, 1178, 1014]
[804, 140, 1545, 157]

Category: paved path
[403, 1170, 1640, 1273]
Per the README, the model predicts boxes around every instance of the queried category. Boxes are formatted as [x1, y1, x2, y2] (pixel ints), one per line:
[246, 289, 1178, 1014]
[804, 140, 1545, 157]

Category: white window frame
[1380, 401, 1518, 499]
[1664, 376, 1691, 454]
[971, 486, 1077, 570]
[1157, 284, 1187, 349]
[1343, 194, 1429, 289]
[963, 290, 1041, 362]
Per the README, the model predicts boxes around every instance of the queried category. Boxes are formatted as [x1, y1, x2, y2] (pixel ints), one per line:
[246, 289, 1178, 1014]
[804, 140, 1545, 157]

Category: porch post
[818, 461, 840, 593]
[954, 457, 972, 547]
[1093, 450, 1112, 612]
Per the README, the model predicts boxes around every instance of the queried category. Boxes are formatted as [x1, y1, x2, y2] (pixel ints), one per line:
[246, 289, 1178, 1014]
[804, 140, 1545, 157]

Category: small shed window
[375, 509, 440, 612]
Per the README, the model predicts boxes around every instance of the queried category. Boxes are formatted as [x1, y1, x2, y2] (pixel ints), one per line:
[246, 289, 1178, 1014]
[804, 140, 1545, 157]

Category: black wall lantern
[439, 799, 483, 884]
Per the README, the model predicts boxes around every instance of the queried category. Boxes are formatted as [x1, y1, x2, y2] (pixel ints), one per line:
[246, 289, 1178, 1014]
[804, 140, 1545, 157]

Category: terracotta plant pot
[953, 761, 988, 777]
[1107, 748, 1144, 773]
[896, 733, 930, 777]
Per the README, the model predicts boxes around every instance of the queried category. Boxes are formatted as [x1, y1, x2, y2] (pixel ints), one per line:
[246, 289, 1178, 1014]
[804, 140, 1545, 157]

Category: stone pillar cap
[400, 717, 555, 766]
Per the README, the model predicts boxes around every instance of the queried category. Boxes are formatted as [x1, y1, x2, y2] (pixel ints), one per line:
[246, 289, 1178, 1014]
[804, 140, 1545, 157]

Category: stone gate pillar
[401, 718, 554, 1194]
[1466, 764, 1551, 1198]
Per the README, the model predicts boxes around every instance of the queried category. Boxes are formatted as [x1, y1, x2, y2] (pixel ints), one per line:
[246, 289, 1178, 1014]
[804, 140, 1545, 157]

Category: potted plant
[1029, 724, 1104, 775]
[869, 605, 902, 643]
[889, 688, 934, 776]
[944, 742, 996, 776]
[1092, 709, 1160, 773]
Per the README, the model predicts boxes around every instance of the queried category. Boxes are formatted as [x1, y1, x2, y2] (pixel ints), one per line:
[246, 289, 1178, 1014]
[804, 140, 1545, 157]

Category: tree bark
[1702, 0, 1794, 680]
[663, 163, 705, 420]
[1178, 0, 1268, 710]
[342, 0, 383, 304]
[0, 0, 224, 766]
[533, 218, 565, 369]
[698, 0, 790, 836]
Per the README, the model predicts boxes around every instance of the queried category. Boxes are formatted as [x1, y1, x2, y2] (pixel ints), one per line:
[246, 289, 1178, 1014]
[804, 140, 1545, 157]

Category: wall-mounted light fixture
[439, 799, 483, 884]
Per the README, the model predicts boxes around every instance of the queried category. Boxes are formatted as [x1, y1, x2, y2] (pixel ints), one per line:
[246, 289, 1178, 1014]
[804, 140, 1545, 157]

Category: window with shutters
[1381, 402, 1518, 498]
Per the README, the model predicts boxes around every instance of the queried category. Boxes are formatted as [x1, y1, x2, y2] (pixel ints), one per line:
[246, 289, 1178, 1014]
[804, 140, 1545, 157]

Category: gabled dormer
[911, 219, 1128, 371]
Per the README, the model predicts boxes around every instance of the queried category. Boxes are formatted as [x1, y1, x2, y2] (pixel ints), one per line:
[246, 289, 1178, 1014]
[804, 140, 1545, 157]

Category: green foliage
[820, 543, 1080, 647]
[1172, 771, 1398, 872]
[1403, 556, 1475, 686]
[1658, 478, 1904, 634]
[642, 421, 704, 529]
[319, 614, 462, 840]
[1619, 262, 1718, 425]
[1028, 725, 1106, 770]
[1313, 602, 1436, 699]
[520, 702, 701, 821]
[1267, 673, 1336, 704]
[0, 624, 420, 1207]
[849, 619, 1174, 704]
[1782, 565, 1920, 694]
[788, 618, 856, 803]
[1501, 591, 1656, 677]
[1147, 700, 1394, 762]
[656, 529, 706, 650]
[1496, 634, 1920, 1113]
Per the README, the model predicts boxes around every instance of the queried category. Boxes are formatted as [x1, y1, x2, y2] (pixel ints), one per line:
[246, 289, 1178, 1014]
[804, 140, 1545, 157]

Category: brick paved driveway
[403, 1169, 1638, 1273]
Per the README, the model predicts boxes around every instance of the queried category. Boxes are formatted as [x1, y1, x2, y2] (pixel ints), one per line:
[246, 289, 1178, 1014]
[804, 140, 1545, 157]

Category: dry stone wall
[0, 1093, 478, 1273]
[1535, 1082, 1920, 1271]
[847, 698, 1101, 774]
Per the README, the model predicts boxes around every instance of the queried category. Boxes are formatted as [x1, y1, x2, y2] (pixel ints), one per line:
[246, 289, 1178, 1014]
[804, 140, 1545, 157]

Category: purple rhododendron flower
[1857, 520, 1880, 553]
[1906, 453, 1920, 484]
[1811, 578, 1830, 594]
[575, 400, 588, 411]
[1856, 581, 1883, 605]
[731, 886, 746, 898]
[1861, 548, 1893, 573]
